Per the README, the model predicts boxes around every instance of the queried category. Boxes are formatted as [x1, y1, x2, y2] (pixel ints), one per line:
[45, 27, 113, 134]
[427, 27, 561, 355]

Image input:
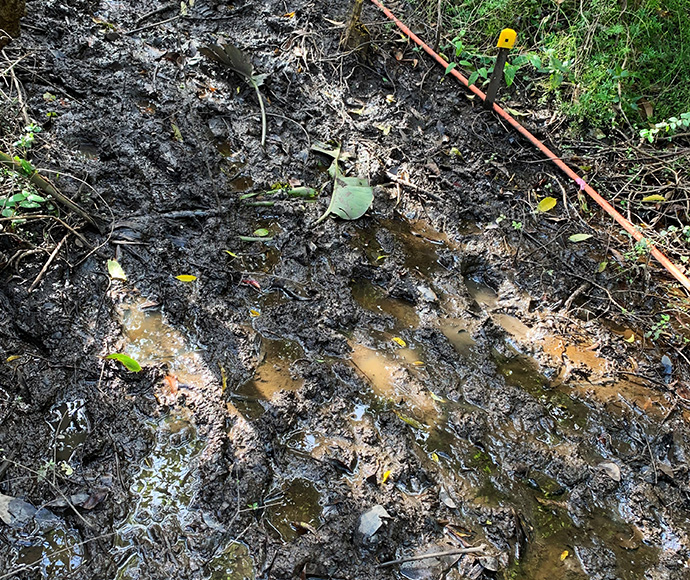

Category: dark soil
[2, 1, 690, 579]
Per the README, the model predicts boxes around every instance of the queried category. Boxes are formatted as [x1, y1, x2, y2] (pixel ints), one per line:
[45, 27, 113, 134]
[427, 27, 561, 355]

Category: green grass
[426, 0, 690, 133]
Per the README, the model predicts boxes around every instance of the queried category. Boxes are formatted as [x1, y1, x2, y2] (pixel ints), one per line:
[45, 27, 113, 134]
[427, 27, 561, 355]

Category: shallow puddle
[47, 400, 89, 463]
[16, 525, 84, 579]
[113, 410, 203, 578]
[121, 299, 207, 387]
[342, 216, 674, 578]
[266, 478, 322, 542]
[232, 337, 304, 418]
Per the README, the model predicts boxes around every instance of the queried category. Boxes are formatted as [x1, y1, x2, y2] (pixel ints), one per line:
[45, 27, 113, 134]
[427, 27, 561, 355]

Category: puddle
[47, 401, 88, 463]
[16, 525, 84, 579]
[464, 276, 498, 310]
[351, 279, 419, 329]
[439, 319, 476, 356]
[121, 299, 207, 387]
[113, 410, 203, 577]
[266, 478, 322, 542]
[234, 338, 304, 409]
[206, 542, 254, 580]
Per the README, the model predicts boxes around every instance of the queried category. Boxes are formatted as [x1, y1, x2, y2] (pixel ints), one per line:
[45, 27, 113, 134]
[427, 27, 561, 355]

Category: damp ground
[1, 1, 690, 579]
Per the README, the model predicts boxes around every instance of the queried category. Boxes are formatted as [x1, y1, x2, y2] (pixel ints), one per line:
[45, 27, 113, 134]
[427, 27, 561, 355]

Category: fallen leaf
[6, 355, 20, 362]
[597, 261, 608, 273]
[641, 194, 666, 203]
[568, 233, 593, 242]
[560, 550, 569, 561]
[429, 391, 447, 402]
[392, 336, 407, 347]
[107, 259, 127, 281]
[249, 309, 261, 317]
[359, 505, 390, 537]
[105, 353, 142, 372]
[0, 493, 38, 526]
[598, 461, 621, 482]
[242, 278, 261, 291]
[176, 275, 197, 282]
[253, 228, 270, 237]
[412, 360, 425, 367]
[439, 487, 457, 508]
[381, 470, 391, 485]
[537, 197, 557, 212]
[225, 250, 239, 258]
[312, 142, 374, 224]
[623, 329, 635, 343]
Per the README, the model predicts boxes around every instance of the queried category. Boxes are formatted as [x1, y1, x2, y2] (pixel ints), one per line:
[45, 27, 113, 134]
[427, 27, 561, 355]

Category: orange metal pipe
[369, 0, 690, 293]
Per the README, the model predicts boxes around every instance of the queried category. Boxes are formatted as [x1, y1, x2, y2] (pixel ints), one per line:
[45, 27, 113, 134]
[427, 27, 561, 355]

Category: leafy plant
[311, 141, 374, 224]
[13, 123, 42, 150]
[201, 41, 269, 146]
[640, 112, 690, 142]
[646, 314, 671, 341]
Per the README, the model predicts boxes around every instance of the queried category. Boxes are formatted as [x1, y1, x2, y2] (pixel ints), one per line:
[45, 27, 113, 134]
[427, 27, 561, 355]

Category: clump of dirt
[1, 1, 690, 579]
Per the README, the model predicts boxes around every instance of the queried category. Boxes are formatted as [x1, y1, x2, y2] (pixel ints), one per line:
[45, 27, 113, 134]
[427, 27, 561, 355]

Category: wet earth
[2, 1, 690, 579]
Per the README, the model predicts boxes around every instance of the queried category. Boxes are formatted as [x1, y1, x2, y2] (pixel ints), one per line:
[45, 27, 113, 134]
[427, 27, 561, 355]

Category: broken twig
[376, 544, 487, 568]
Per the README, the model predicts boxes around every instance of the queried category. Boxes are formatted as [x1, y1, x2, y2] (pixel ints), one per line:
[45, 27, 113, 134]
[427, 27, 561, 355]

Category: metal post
[483, 28, 516, 110]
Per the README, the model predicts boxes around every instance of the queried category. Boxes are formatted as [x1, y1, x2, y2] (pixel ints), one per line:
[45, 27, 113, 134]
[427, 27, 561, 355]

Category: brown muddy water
[7, 216, 682, 579]
[131, 218, 678, 578]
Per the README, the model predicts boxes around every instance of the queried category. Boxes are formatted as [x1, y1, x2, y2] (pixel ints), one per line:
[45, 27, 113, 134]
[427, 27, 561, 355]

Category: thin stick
[28, 234, 68, 293]
[376, 545, 487, 568]
[0, 214, 90, 246]
[126, 15, 181, 35]
[253, 81, 267, 147]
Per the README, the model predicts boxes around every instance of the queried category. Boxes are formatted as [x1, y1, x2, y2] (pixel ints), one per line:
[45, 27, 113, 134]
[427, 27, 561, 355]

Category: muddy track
[1, 1, 689, 579]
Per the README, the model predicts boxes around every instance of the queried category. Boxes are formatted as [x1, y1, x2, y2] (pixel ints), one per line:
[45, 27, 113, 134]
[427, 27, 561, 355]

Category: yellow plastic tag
[497, 28, 517, 49]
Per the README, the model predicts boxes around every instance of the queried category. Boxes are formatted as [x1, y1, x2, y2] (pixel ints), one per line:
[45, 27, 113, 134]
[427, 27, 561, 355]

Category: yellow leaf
[283, 11, 295, 17]
[392, 337, 407, 347]
[597, 261, 608, 273]
[176, 275, 197, 282]
[623, 329, 635, 343]
[386, 94, 396, 103]
[537, 197, 557, 212]
[249, 309, 261, 317]
[641, 195, 666, 203]
[381, 470, 391, 484]
[431, 452, 440, 462]
[412, 360, 425, 367]
[560, 550, 569, 561]
[107, 259, 127, 281]
[429, 391, 446, 402]
[6, 355, 20, 362]
[225, 250, 239, 258]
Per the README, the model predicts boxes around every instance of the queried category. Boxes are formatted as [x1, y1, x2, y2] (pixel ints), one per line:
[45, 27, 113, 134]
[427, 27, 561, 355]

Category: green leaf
[537, 197, 557, 212]
[568, 233, 593, 242]
[105, 353, 142, 372]
[313, 142, 373, 224]
[253, 228, 270, 237]
[445, 62, 457, 75]
[504, 65, 517, 87]
[107, 259, 127, 281]
[468, 71, 479, 86]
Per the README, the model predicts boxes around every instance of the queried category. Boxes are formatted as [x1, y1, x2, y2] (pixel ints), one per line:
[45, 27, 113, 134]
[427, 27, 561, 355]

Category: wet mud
[1, 1, 690, 579]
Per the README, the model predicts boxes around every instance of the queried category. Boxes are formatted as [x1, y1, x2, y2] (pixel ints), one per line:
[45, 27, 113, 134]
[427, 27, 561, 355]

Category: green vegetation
[427, 0, 690, 134]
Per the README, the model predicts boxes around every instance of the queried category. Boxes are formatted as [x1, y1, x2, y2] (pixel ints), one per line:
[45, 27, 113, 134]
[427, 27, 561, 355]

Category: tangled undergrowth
[409, 0, 690, 139]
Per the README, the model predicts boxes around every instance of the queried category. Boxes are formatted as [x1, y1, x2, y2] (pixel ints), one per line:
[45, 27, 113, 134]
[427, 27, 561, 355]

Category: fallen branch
[0, 151, 104, 232]
[376, 544, 487, 568]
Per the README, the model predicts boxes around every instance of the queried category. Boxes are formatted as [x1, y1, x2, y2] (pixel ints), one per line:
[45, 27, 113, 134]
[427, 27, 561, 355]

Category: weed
[435, 0, 690, 132]
[646, 314, 671, 341]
